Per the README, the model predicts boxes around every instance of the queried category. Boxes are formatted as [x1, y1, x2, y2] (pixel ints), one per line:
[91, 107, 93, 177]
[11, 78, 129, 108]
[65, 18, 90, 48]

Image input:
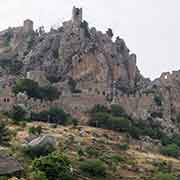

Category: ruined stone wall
[27, 71, 49, 86]
[16, 94, 107, 119]
[0, 86, 16, 112]
[116, 93, 154, 120]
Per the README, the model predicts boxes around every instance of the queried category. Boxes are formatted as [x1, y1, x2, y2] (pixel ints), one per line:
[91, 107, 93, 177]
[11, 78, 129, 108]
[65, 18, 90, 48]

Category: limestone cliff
[0, 6, 180, 135]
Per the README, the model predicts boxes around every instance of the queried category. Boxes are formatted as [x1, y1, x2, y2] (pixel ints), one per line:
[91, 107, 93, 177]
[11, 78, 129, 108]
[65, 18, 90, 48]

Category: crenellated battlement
[72, 6, 83, 25]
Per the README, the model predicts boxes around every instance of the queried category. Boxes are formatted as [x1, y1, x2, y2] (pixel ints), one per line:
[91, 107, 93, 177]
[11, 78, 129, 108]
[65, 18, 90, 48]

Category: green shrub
[31, 108, 70, 125]
[154, 95, 162, 106]
[13, 79, 59, 101]
[10, 105, 27, 122]
[89, 112, 110, 128]
[110, 104, 126, 117]
[38, 85, 59, 101]
[78, 148, 85, 157]
[85, 147, 99, 157]
[48, 107, 69, 125]
[91, 104, 109, 113]
[89, 111, 130, 132]
[28, 126, 42, 135]
[152, 172, 176, 180]
[30, 171, 48, 180]
[0, 176, 8, 180]
[13, 79, 39, 98]
[129, 126, 141, 139]
[110, 155, 124, 165]
[32, 153, 74, 180]
[129, 121, 164, 140]
[23, 138, 55, 158]
[118, 143, 129, 151]
[72, 118, 79, 126]
[161, 144, 180, 158]
[109, 116, 130, 132]
[80, 159, 106, 177]
[152, 160, 170, 173]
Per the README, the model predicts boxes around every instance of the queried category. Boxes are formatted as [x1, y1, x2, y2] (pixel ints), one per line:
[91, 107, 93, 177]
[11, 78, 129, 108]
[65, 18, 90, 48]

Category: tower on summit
[23, 19, 34, 33]
[72, 6, 82, 25]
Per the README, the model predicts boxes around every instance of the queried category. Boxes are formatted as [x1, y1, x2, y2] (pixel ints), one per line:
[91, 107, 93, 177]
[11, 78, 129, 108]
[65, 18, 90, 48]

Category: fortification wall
[116, 93, 155, 120]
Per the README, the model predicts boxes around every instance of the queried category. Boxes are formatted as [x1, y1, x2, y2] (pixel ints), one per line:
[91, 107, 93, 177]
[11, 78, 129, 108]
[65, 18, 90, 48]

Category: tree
[13, 79, 59, 101]
[30, 170, 48, 180]
[32, 153, 74, 180]
[13, 79, 39, 98]
[161, 144, 180, 158]
[89, 112, 110, 128]
[154, 95, 162, 106]
[80, 159, 106, 177]
[109, 116, 131, 132]
[110, 104, 126, 117]
[48, 107, 68, 125]
[11, 105, 27, 122]
[38, 85, 59, 101]
[0, 123, 11, 146]
[152, 172, 176, 180]
[91, 104, 109, 113]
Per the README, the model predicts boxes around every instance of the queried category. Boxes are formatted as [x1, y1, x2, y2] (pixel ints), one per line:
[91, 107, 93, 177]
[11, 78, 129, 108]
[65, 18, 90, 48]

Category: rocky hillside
[1, 6, 180, 180]
[0, 7, 180, 136]
[1, 119, 180, 180]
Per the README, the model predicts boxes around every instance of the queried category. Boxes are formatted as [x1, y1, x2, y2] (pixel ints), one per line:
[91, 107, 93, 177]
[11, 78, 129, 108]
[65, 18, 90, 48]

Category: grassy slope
[3, 121, 179, 180]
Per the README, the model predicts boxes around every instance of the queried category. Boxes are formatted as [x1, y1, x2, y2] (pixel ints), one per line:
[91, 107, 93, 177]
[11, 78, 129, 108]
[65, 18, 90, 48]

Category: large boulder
[0, 155, 23, 175]
[23, 135, 56, 156]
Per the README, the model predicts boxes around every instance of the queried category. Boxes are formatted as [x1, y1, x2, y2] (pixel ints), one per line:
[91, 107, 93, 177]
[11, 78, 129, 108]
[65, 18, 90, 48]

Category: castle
[0, 7, 179, 134]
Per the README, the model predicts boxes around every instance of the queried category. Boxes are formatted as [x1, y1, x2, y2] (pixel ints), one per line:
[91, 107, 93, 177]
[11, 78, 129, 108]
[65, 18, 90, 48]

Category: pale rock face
[1, 6, 180, 135]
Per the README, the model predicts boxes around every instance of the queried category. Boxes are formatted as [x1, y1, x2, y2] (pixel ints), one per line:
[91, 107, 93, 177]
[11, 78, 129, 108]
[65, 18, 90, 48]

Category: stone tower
[72, 6, 83, 26]
[23, 19, 34, 33]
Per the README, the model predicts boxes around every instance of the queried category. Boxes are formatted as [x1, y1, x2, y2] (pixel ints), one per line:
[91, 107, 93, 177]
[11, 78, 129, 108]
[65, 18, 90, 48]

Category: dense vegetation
[89, 104, 164, 140]
[13, 79, 59, 101]
[32, 153, 74, 180]
[31, 107, 76, 125]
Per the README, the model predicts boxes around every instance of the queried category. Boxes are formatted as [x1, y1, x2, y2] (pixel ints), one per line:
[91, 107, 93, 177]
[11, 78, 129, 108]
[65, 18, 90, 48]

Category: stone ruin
[23, 19, 34, 33]
[0, 7, 179, 135]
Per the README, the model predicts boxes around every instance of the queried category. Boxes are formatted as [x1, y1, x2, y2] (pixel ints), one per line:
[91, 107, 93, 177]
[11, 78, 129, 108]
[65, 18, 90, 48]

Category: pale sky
[0, 0, 180, 80]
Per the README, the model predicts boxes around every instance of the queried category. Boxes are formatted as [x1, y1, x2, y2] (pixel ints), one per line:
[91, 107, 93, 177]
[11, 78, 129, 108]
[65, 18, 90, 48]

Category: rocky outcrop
[0, 155, 23, 175]
[0, 6, 180, 135]
[21, 7, 146, 98]
[24, 135, 56, 150]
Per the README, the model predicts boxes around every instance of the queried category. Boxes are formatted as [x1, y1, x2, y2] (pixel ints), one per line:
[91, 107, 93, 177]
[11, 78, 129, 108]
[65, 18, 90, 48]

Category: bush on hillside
[10, 105, 27, 122]
[91, 104, 109, 114]
[154, 95, 163, 106]
[31, 107, 70, 125]
[151, 172, 176, 180]
[13, 79, 59, 101]
[161, 144, 180, 158]
[109, 116, 130, 132]
[89, 112, 110, 128]
[110, 104, 127, 117]
[32, 153, 74, 180]
[28, 126, 42, 135]
[30, 170, 48, 180]
[80, 159, 106, 177]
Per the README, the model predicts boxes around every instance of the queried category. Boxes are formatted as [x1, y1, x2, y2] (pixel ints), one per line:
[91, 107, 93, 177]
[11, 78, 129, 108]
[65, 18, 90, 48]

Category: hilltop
[0, 6, 180, 180]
